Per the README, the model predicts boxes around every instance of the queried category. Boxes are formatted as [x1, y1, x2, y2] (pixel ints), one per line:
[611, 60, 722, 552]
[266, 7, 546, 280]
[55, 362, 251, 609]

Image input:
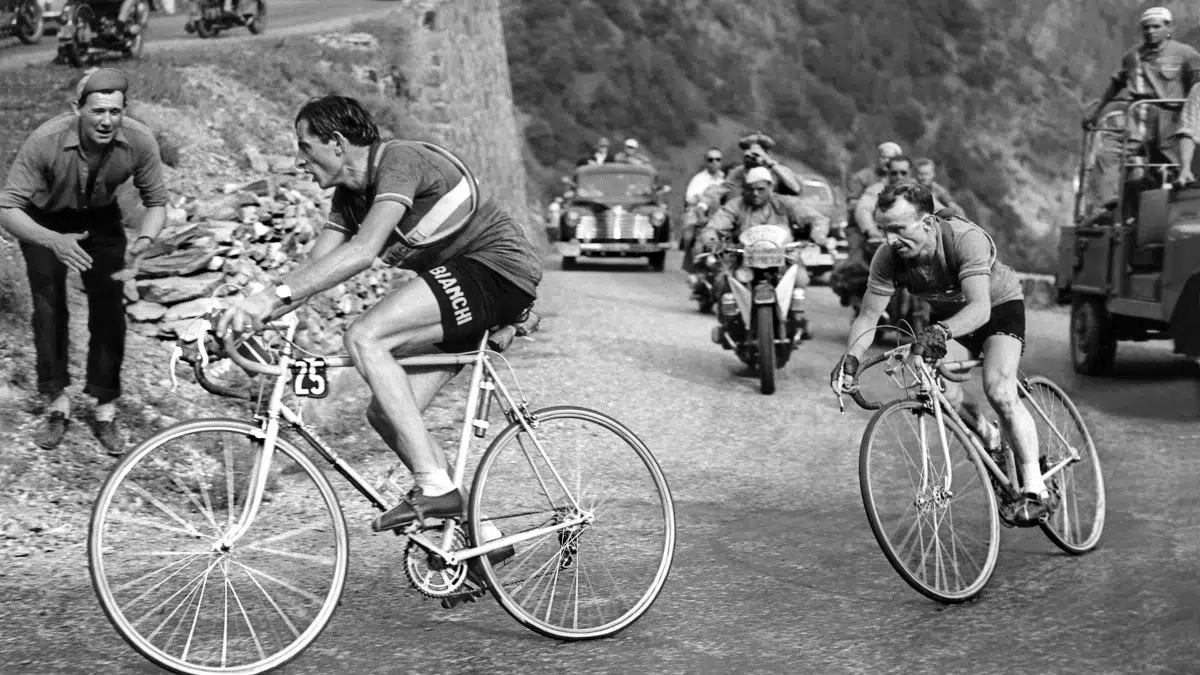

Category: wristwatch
[273, 284, 294, 306]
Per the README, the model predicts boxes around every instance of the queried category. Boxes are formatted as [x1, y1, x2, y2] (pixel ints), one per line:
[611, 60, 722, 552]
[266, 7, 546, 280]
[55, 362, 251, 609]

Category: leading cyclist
[217, 95, 543, 533]
[829, 181, 1056, 526]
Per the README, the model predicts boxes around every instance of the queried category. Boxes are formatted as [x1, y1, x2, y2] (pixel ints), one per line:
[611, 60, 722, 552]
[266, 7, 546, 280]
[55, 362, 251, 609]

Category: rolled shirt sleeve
[702, 201, 738, 240]
[953, 227, 995, 281]
[132, 132, 169, 208]
[1177, 84, 1200, 141]
[0, 135, 49, 211]
[865, 243, 897, 297]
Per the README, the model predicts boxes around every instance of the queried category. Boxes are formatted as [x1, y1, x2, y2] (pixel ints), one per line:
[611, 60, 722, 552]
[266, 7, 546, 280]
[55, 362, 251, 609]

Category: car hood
[568, 198, 663, 212]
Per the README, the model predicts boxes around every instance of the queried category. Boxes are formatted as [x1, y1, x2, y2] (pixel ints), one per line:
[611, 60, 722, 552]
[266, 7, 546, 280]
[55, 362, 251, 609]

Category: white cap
[745, 166, 775, 185]
[1141, 7, 1172, 24]
[624, 138, 639, 149]
[877, 142, 903, 157]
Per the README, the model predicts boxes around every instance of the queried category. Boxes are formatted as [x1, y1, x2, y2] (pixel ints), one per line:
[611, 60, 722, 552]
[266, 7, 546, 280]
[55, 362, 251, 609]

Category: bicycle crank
[403, 525, 469, 598]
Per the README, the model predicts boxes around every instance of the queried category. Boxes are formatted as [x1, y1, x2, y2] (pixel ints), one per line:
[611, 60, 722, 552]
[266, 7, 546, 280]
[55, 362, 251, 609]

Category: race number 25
[293, 358, 329, 398]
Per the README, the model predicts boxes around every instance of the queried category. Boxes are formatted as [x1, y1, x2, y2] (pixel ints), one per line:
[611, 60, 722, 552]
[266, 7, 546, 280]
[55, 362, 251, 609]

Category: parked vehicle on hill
[1, 0, 44, 44]
[184, 0, 264, 38]
[56, 0, 148, 66]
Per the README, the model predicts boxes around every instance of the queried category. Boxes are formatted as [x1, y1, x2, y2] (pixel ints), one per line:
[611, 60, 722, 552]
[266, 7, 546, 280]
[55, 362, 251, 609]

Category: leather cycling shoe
[1008, 489, 1060, 528]
[372, 487, 465, 532]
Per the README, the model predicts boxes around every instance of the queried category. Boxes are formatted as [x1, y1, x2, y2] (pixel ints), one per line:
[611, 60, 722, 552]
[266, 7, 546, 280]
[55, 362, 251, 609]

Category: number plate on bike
[292, 358, 329, 398]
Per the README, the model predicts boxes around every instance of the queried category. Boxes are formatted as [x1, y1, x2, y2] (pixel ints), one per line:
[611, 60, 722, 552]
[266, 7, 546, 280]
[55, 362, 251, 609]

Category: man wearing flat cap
[0, 68, 168, 455]
[1083, 6, 1200, 203]
[704, 131, 801, 211]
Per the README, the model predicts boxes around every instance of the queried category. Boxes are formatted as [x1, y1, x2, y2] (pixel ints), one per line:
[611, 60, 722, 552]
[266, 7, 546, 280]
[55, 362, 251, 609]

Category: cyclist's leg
[345, 277, 455, 488]
[981, 334, 1041, 495]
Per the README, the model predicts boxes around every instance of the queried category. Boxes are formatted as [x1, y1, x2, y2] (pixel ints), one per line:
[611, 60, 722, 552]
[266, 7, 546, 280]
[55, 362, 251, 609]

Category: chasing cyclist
[829, 181, 1056, 526]
[217, 95, 542, 533]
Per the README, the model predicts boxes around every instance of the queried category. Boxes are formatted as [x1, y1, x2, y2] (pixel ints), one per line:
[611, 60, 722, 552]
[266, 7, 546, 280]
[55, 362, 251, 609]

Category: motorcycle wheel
[756, 305, 776, 395]
[124, 31, 144, 59]
[16, 1, 44, 45]
[195, 19, 216, 38]
[60, 6, 95, 69]
[246, 0, 266, 34]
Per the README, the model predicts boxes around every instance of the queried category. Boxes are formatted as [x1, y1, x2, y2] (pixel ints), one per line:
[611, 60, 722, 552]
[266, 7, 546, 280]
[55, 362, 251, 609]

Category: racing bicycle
[837, 344, 1105, 603]
[87, 309, 676, 674]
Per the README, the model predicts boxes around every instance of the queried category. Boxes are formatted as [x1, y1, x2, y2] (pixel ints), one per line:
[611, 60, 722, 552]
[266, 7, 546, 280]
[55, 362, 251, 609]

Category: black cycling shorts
[939, 299, 1026, 358]
[418, 258, 534, 353]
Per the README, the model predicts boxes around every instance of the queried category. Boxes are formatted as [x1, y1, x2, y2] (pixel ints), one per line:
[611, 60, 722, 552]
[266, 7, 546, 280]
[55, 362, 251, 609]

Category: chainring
[403, 525, 469, 598]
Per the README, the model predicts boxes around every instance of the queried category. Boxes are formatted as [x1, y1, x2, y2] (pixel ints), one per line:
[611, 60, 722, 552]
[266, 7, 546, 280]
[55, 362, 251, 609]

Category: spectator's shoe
[34, 411, 68, 450]
[94, 418, 126, 457]
[372, 487, 465, 532]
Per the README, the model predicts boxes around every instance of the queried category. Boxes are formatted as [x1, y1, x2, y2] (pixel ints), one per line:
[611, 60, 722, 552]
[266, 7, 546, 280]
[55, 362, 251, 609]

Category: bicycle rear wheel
[469, 406, 675, 640]
[89, 419, 349, 675]
[860, 400, 1000, 603]
[1024, 376, 1106, 554]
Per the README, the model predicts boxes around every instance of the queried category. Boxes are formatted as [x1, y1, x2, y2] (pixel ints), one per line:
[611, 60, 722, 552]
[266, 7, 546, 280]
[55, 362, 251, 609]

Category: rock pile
[123, 156, 413, 353]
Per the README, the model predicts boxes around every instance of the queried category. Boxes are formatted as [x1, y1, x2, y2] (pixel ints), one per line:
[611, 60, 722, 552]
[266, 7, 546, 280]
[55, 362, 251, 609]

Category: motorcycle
[184, 0, 266, 38]
[700, 224, 812, 395]
[683, 200, 718, 313]
[1, 0, 44, 45]
[57, 0, 148, 67]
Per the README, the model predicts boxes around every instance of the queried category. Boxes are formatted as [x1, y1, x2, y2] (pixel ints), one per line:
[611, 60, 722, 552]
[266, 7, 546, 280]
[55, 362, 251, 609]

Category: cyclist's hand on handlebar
[910, 324, 949, 362]
[215, 292, 274, 338]
[829, 354, 860, 395]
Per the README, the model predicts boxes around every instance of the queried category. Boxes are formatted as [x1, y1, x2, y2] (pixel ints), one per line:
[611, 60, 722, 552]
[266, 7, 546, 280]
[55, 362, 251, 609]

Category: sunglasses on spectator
[889, 169, 910, 176]
[706, 156, 722, 162]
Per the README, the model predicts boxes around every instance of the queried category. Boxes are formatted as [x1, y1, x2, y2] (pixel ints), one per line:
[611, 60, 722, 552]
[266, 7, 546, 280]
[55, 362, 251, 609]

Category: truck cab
[1056, 98, 1200, 374]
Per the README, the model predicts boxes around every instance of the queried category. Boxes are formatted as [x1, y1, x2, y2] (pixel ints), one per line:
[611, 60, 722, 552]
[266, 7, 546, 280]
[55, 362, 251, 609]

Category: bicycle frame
[867, 349, 1086, 497]
[212, 322, 591, 568]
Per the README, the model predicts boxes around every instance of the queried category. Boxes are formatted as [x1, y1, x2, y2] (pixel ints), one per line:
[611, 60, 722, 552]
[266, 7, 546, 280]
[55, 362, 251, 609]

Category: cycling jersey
[866, 216, 1022, 316]
[323, 140, 542, 298]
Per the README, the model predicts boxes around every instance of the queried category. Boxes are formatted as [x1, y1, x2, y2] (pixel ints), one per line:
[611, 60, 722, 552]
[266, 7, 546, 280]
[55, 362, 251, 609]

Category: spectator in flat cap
[705, 130, 801, 210]
[614, 138, 651, 165]
[0, 68, 169, 456]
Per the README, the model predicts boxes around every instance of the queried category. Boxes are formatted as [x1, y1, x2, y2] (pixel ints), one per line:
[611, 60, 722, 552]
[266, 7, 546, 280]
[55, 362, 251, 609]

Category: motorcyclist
[697, 167, 831, 337]
[704, 132, 801, 211]
[847, 141, 903, 224]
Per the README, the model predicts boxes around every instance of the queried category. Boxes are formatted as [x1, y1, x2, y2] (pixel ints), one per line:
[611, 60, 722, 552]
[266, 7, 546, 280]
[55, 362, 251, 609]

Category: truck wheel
[561, 256, 577, 271]
[1071, 298, 1116, 375]
[647, 252, 666, 272]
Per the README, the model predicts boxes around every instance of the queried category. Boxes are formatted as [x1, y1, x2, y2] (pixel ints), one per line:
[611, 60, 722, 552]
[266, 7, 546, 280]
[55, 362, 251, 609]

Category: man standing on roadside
[0, 68, 168, 455]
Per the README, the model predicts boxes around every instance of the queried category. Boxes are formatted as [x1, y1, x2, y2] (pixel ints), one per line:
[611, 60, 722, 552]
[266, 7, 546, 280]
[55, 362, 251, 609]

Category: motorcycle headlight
[563, 210, 581, 226]
[650, 210, 667, 226]
[734, 267, 754, 284]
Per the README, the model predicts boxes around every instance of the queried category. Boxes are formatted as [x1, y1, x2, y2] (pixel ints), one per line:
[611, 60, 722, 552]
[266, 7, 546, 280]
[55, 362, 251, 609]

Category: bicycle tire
[468, 406, 676, 640]
[89, 419, 350, 675]
[1024, 376, 1106, 554]
[860, 399, 1001, 603]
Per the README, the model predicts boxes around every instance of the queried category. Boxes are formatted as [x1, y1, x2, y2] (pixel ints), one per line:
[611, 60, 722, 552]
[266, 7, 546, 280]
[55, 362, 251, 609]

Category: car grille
[575, 212, 653, 240]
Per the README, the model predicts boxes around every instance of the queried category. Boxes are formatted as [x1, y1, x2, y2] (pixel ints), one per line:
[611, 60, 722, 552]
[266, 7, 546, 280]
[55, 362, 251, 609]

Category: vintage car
[1056, 98, 1200, 374]
[554, 162, 673, 271]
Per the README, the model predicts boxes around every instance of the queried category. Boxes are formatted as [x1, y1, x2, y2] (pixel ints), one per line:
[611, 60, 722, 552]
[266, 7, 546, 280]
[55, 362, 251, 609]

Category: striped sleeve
[373, 144, 421, 208]
[323, 188, 354, 234]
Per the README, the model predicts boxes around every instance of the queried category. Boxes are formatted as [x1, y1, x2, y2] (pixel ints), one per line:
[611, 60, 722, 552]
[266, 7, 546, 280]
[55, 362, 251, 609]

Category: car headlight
[563, 210, 581, 226]
[650, 210, 667, 226]
[734, 267, 754, 283]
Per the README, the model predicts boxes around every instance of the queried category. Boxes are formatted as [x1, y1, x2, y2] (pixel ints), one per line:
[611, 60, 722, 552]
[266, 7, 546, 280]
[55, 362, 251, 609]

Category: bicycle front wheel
[860, 400, 1001, 603]
[1024, 376, 1106, 554]
[469, 406, 676, 640]
[89, 419, 350, 675]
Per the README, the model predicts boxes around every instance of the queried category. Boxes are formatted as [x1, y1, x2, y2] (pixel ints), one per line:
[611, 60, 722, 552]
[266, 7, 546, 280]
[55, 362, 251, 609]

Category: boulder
[243, 145, 270, 174]
[137, 272, 223, 304]
[126, 301, 168, 322]
[205, 220, 240, 244]
[123, 278, 139, 303]
[194, 198, 241, 221]
[137, 248, 217, 278]
[163, 297, 221, 322]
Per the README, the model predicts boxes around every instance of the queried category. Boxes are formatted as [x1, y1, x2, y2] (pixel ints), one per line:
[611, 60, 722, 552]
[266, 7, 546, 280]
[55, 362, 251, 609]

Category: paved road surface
[0, 0, 401, 71]
[1, 251, 1197, 674]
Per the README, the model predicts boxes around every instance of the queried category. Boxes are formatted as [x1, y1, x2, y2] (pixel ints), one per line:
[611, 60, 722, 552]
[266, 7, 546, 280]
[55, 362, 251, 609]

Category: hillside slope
[504, 0, 1200, 273]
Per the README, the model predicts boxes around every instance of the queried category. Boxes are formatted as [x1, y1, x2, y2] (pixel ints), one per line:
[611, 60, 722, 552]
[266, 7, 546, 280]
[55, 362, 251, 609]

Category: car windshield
[575, 173, 656, 200]
[799, 181, 833, 204]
